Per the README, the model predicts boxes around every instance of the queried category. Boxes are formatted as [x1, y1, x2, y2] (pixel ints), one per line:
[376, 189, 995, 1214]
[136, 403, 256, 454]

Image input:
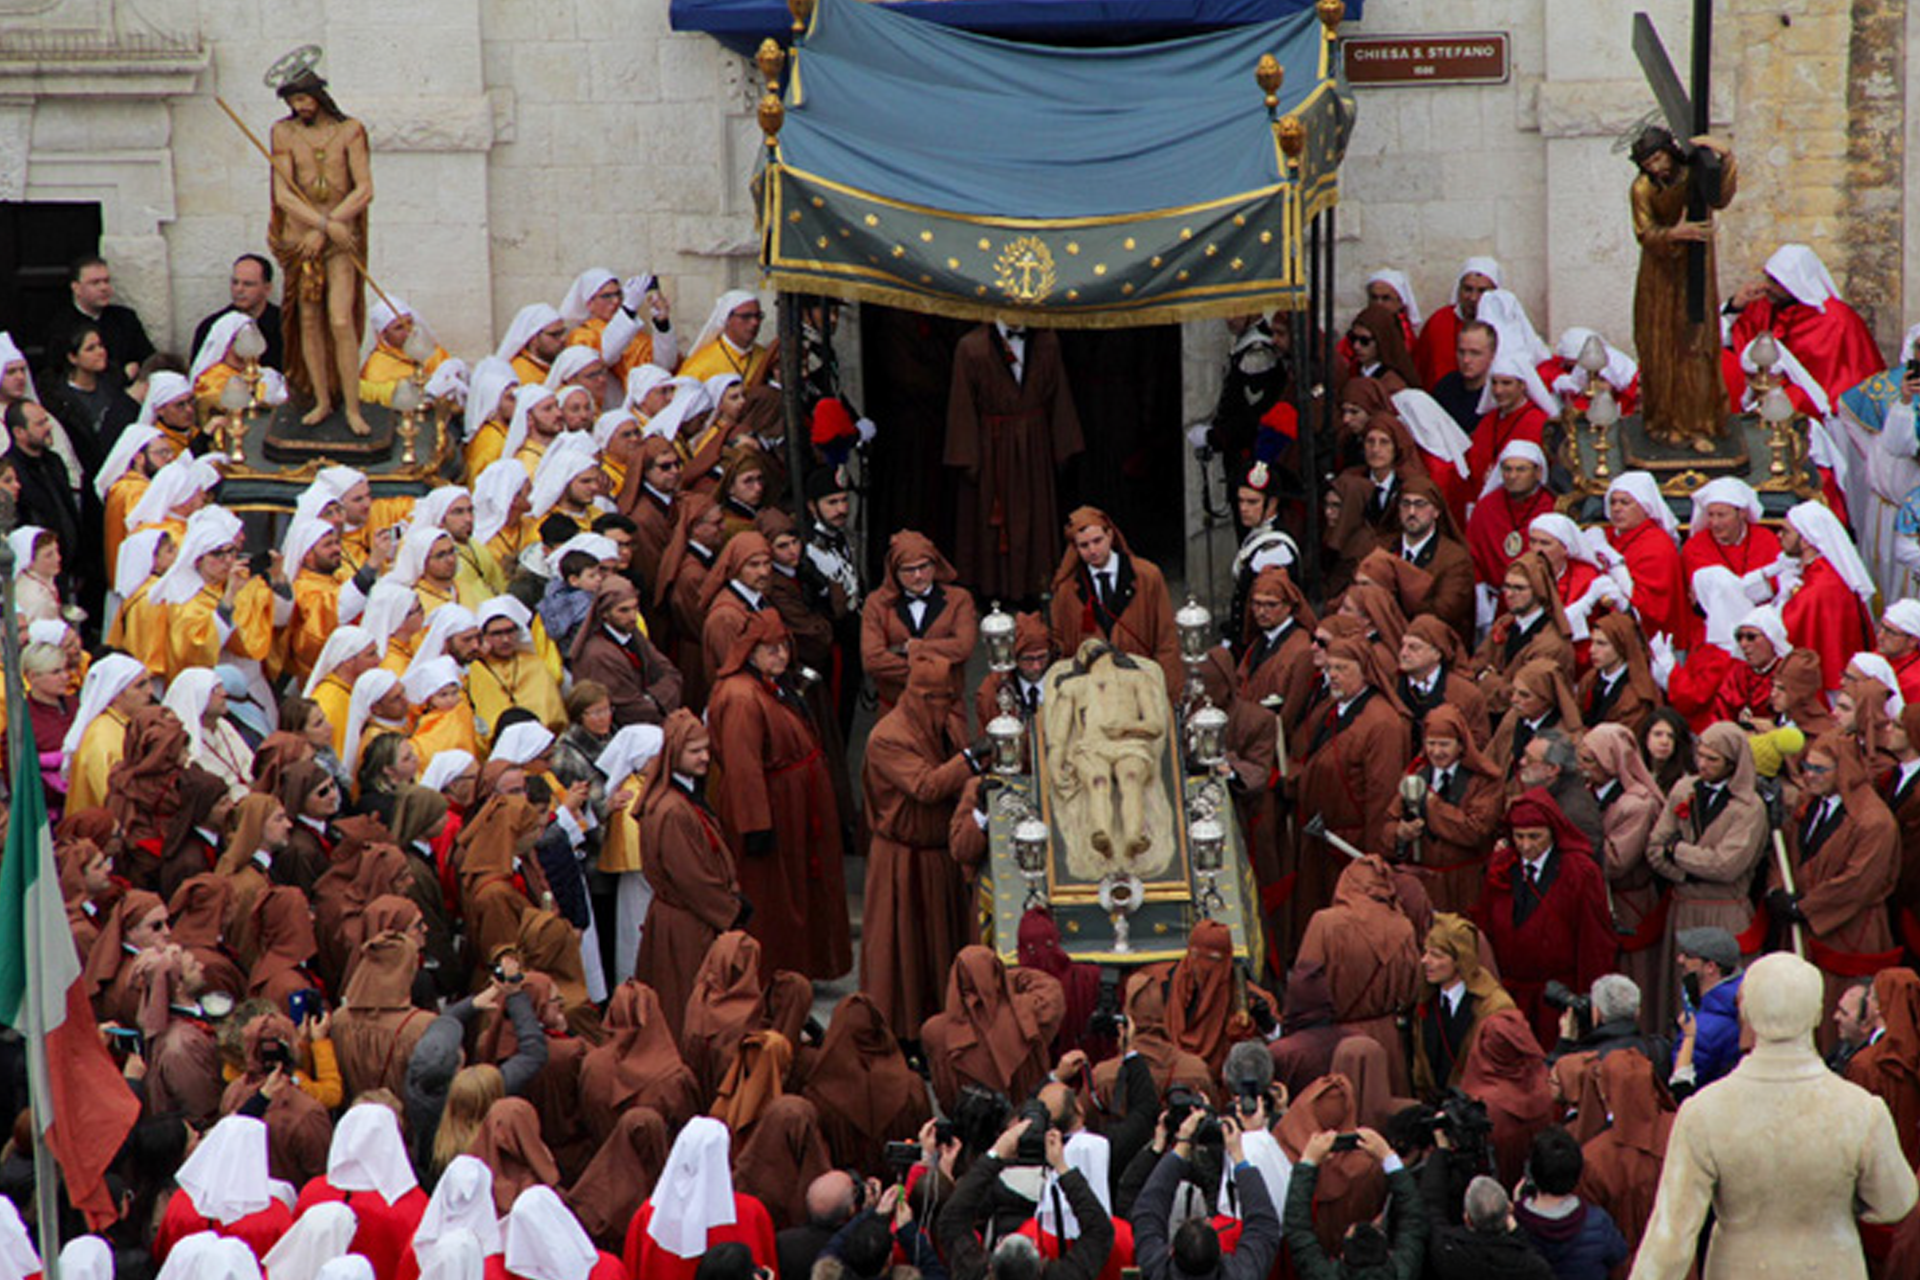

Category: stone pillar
[1843, 0, 1904, 347]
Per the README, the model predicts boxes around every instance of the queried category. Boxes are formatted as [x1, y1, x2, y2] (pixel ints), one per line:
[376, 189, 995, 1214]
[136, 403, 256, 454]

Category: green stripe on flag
[0, 708, 79, 1036]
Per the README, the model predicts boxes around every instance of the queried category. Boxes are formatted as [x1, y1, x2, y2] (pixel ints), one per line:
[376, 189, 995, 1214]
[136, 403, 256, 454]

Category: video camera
[1543, 979, 1593, 1037]
[1165, 1085, 1223, 1147]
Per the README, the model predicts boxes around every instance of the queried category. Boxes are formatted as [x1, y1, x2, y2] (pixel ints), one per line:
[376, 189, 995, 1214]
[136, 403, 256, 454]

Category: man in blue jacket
[1670, 927, 1744, 1093]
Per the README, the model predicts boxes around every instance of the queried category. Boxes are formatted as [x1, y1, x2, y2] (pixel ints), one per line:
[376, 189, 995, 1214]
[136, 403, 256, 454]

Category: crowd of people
[1, 221, 1920, 1280]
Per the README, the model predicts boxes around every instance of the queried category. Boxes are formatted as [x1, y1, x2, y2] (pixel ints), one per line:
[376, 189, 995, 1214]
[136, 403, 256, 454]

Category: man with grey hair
[1517, 728, 1604, 852]
[1420, 1170, 1553, 1279]
[1631, 952, 1916, 1279]
[1549, 975, 1665, 1068]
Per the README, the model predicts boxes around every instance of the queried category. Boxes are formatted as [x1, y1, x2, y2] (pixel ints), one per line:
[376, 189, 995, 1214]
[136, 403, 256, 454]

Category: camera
[1012, 1099, 1056, 1166]
[1087, 966, 1125, 1040]
[1165, 1086, 1222, 1147]
[1232, 1080, 1265, 1123]
[1330, 1132, 1361, 1153]
[1543, 979, 1592, 1036]
[260, 1038, 294, 1072]
[883, 1141, 920, 1174]
[1427, 1089, 1493, 1163]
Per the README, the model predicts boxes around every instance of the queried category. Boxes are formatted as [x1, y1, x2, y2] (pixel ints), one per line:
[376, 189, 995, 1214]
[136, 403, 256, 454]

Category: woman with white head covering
[630, 1116, 776, 1279]
[304, 1103, 427, 1277]
[61, 652, 149, 798]
[58, 1237, 114, 1280]
[1682, 476, 1782, 597]
[404, 655, 478, 772]
[1662, 577, 1787, 726]
[190, 311, 289, 416]
[1527, 512, 1633, 642]
[1780, 500, 1877, 693]
[473, 458, 533, 559]
[362, 293, 458, 407]
[626, 364, 675, 419]
[162, 667, 255, 798]
[155, 1233, 262, 1280]
[1474, 288, 1554, 367]
[106, 525, 173, 664]
[1604, 472, 1692, 646]
[408, 1155, 502, 1273]
[1466, 351, 1558, 491]
[1390, 388, 1473, 481]
[303, 624, 379, 753]
[679, 289, 771, 385]
[7, 524, 61, 624]
[342, 667, 406, 778]
[155, 1114, 292, 1261]
[419, 748, 477, 796]
[500, 1185, 618, 1280]
[594, 723, 665, 980]
[100, 402, 181, 567]
[464, 356, 521, 477]
[359, 579, 424, 666]
[260, 1201, 357, 1280]
[149, 505, 243, 609]
[1549, 327, 1640, 410]
[1762, 243, 1843, 312]
[502, 384, 560, 474]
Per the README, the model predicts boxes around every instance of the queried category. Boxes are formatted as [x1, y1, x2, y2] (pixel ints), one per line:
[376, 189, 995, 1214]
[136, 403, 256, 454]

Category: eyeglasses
[1802, 762, 1834, 776]
[1346, 331, 1375, 345]
[733, 310, 765, 321]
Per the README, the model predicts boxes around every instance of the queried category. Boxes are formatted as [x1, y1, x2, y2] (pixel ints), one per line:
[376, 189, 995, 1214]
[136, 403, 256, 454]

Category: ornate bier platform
[974, 605, 1264, 972]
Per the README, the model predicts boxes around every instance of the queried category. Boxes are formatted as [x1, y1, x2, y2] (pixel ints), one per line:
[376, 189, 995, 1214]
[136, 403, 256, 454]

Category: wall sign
[1343, 34, 1510, 87]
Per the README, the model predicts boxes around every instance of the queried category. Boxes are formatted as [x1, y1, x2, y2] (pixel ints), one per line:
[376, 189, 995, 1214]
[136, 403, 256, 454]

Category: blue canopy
[761, 0, 1353, 325]
[676, 0, 1361, 55]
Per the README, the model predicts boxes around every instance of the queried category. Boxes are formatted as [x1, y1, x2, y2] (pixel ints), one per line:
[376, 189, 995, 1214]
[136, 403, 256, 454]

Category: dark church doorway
[856, 305, 1185, 589]
[0, 201, 103, 368]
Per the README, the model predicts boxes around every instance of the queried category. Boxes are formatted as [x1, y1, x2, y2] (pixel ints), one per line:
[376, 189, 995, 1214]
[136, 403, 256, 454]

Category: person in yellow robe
[558, 267, 680, 383]
[280, 518, 350, 683]
[189, 311, 289, 421]
[152, 509, 282, 682]
[358, 295, 453, 406]
[106, 528, 175, 677]
[495, 302, 566, 387]
[302, 624, 381, 756]
[62, 654, 153, 814]
[677, 290, 775, 385]
[469, 597, 566, 737]
[403, 656, 481, 771]
[96, 384, 183, 571]
[416, 484, 506, 607]
[473, 459, 533, 581]
[463, 358, 519, 480]
[588, 721, 661, 982]
[502, 385, 562, 479]
[312, 466, 416, 577]
[593, 410, 644, 497]
[124, 454, 219, 543]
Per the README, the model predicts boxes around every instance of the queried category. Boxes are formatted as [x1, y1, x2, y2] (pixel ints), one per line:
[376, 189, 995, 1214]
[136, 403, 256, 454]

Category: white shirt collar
[1401, 531, 1434, 559]
[1515, 606, 1544, 631]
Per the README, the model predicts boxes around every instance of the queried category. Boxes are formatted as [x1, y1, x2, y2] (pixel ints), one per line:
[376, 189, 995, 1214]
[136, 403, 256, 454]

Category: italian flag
[0, 712, 139, 1228]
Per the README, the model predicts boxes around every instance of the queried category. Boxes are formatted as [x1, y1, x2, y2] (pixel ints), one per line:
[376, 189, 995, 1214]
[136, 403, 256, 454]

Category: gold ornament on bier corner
[788, 0, 815, 35]
[1317, 0, 1346, 33]
[1277, 116, 1305, 160]
[1255, 54, 1284, 110]
[756, 39, 787, 91]
[758, 92, 785, 145]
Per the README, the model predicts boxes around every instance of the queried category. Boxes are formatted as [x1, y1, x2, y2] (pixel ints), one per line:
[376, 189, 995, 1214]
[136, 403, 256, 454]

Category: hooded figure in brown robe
[220, 1011, 334, 1185]
[1773, 647, 1838, 738]
[331, 930, 434, 1098]
[1582, 723, 1670, 1023]
[681, 931, 806, 1098]
[247, 886, 320, 1006]
[1470, 550, 1575, 717]
[860, 531, 978, 710]
[1320, 473, 1381, 602]
[82, 888, 165, 1026]
[1162, 920, 1271, 1076]
[1337, 581, 1409, 679]
[569, 576, 682, 727]
[1292, 635, 1413, 930]
[699, 531, 776, 679]
[1488, 657, 1586, 784]
[945, 321, 1084, 601]
[1410, 912, 1516, 1099]
[1267, 960, 1347, 1100]
[272, 760, 337, 894]
[709, 1028, 794, 1140]
[310, 818, 410, 992]
[454, 794, 547, 969]
[636, 709, 744, 1042]
[1297, 856, 1422, 1094]
[139, 766, 229, 902]
[920, 945, 1065, 1113]
[1275, 1075, 1388, 1253]
[1844, 966, 1920, 1167]
[1577, 611, 1663, 736]
[1386, 703, 1504, 913]
[141, 948, 225, 1126]
[1575, 1047, 1674, 1256]
[565, 1105, 670, 1252]
[106, 706, 190, 866]
[1092, 969, 1215, 1108]
[58, 826, 119, 962]
[470, 1096, 560, 1215]
[619, 435, 680, 628]
[800, 992, 931, 1173]
[1646, 719, 1768, 975]
[578, 979, 700, 1144]
[731, 1094, 833, 1233]
[1459, 1007, 1555, 1186]
[707, 610, 850, 981]
[518, 907, 603, 1042]
[481, 970, 595, 1183]
[1771, 732, 1900, 1028]
[1048, 507, 1183, 698]
[218, 792, 293, 968]
[1395, 614, 1491, 751]
[167, 872, 247, 1001]
[859, 647, 980, 1035]
[757, 506, 856, 827]
[654, 491, 722, 705]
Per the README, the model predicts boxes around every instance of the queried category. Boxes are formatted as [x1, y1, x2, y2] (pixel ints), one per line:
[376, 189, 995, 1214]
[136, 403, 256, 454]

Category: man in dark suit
[1396, 476, 1475, 643]
[44, 256, 153, 384]
[190, 254, 284, 371]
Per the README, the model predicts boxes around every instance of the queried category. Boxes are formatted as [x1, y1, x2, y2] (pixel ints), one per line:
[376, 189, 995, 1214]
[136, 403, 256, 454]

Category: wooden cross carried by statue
[1633, 7, 1719, 322]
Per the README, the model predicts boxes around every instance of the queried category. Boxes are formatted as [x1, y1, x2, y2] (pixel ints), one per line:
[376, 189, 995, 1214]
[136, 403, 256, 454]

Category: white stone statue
[1041, 640, 1175, 881]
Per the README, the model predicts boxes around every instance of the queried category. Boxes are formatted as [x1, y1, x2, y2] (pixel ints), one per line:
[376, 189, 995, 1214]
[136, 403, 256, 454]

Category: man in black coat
[1421, 1163, 1553, 1280]
[190, 254, 285, 371]
[44, 256, 154, 384]
[3, 400, 80, 581]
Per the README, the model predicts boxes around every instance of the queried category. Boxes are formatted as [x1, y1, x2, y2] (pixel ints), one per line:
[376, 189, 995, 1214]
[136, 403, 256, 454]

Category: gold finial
[1277, 116, 1305, 159]
[1317, 0, 1345, 32]
[1255, 54, 1283, 110]
[758, 92, 786, 145]
[788, 0, 815, 34]
[756, 39, 786, 91]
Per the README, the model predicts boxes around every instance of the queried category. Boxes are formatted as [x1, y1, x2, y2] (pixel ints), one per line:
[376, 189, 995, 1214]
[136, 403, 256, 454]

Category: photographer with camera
[1285, 1126, 1426, 1280]
[1544, 975, 1666, 1110]
[1420, 1171, 1552, 1280]
[1133, 1108, 1280, 1280]
[403, 947, 548, 1173]
[935, 1116, 1113, 1280]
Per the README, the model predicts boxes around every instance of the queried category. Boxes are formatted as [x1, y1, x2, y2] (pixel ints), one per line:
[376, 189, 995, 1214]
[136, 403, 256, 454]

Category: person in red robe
[1546, 326, 1641, 416]
[705, 610, 850, 981]
[153, 1114, 295, 1264]
[491, 1185, 627, 1280]
[294, 1103, 430, 1280]
[1682, 477, 1781, 585]
[1471, 790, 1619, 1050]
[1727, 243, 1887, 406]
[945, 320, 1085, 601]
[1526, 512, 1632, 665]
[1464, 354, 1554, 494]
[1413, 257, 1501, 388]
[1779, 499, 1876, 692]
[624, 1117, 777, 1280]
[1878, 600, 1920, 705]
[1603, 471, 1692, 647]
[1466, 441, 1553, 615]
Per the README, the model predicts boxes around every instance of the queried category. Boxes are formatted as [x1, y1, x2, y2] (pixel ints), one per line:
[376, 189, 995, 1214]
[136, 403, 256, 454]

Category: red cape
[1466, 404, 1548, 496]
[1607, 520, 1694, 647]
[1730, 296, 1886, 406]
[1781, 557, 1871, 691]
